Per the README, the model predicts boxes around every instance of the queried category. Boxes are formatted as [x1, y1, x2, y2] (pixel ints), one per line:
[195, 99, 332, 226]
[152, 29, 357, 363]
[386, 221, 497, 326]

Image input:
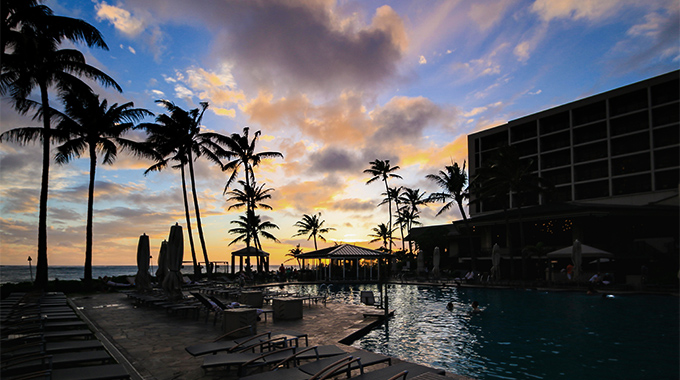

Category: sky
[1, 0, 678, 268]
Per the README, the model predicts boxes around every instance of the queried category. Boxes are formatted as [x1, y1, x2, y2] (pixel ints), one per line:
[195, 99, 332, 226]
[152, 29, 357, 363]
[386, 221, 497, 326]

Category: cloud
[419, 55, 427, 65]
[469, 0, 516, 31]
[308, 147, 363, 174]
[530, 0, 626, 22]
[128, 46, 136, 54]
[369, 96, 451, 144]
[204, 1, 408, 92]
[95, 1, 145, 36]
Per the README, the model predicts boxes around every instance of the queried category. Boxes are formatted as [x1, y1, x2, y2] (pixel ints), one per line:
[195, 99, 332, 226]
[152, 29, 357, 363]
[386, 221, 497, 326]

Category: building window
[573, 121, 607, 144]
[514, 139, 538, 157]
[575, 160, 609, 181]
[612, 153, 651, 175]
[612, 173, 652, 195]
[573, 100, 606, 126]
[540, 130, 570, 152]
[654, 146, 679, 169]
[542, 167, 572, 186]
[610, 110, 649, 136]
[611, 132, 650, 156]
[546, 185, 572, 203]
[652, 103, 679, 127]
[541, 149, 571, 170]
[651, 78, 680, 106]
[510, 120, 537, 142]
[574, 141, 608, 163]
[575, 180, 609, 200]
[653, 125, 679, 148]
[480, 131, 508, 151]
[609, 88, 648, 117]
[539, 111, 570, 134]
[656, 168, 679, 190]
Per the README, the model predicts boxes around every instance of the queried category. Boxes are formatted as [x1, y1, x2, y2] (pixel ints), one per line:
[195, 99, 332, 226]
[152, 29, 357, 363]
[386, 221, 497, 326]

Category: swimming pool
[281, 283, 679, 380]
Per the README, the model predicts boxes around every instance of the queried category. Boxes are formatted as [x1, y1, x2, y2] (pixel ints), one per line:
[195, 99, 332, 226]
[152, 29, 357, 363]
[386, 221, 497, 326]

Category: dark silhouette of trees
[53, 89, 153, 286]
[293, 212, 335, 250]
[1, 0, 120, 288]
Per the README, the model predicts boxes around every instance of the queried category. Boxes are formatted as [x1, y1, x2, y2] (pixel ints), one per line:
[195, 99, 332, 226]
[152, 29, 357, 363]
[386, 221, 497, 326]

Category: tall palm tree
[53, 89, 153, 286]
[228, 210, 280, 249]
[473, 145, 543, 279]
[285, 244, 303, 269]
[225, 180, 274, 212]
[368, 223, 397, 251]
[379, 186, 405, 251]
[398, 187, 428, 231]
[0, 1, 120, 288]
[219, 127, 283, 249]
[292, 212, 335, 250]
[364, 159, 402, 255]
[142, 101, 224, 276]
[426, 161, 476, 270]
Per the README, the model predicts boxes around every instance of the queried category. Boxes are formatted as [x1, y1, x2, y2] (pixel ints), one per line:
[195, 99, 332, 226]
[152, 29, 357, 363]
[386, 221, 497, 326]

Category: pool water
[283, 284, 679, 380]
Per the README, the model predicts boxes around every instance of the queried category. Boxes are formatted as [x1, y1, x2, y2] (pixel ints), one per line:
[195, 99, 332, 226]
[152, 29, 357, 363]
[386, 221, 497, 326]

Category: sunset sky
[1, 0, 678, 268]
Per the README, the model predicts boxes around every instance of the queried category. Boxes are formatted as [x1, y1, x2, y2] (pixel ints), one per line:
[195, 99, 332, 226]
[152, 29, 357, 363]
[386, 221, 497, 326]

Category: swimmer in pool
[471, 301, 482, 313]
[446, 301, 454, 310]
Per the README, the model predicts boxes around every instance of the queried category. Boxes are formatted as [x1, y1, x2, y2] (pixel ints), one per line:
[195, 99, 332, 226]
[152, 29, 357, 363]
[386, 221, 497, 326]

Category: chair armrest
[270, 345, 320, 369]
[233, 336, 287, 353]
[309, 356, 356, 380]
[240, 346, 298, 369]
[386, 370, 409, 380]
[227, 331, 273, 352]
[212, 325, 254, 342]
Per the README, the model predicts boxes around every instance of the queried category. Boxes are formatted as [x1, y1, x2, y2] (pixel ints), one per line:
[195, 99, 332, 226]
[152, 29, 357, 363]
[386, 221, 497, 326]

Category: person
[566, 264, 574, 280]
[471, 301, 482, 313]
[587, 284, 597, 295]
[446, 301, 454, 311]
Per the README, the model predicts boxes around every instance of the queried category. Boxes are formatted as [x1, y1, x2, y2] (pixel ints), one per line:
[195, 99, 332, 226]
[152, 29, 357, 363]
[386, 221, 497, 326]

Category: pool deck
[70, 291, 473, 380]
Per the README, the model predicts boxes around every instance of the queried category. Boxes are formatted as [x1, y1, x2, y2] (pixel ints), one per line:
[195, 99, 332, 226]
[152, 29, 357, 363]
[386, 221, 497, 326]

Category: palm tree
[225, 180, 274, 212]
[292, 212, 335, 250]
[219, 127, 283, 249]
[368, 223, 397, 251]
[228, 210, 280, 249]
[285, 244, 303, 269]
[53, 89, 153, 286]
[0, 1, 120, 288]
[426, 161, 476, 270]
[473, 145, 543, 279]
[364, 159, 402, 254]
[379, 186, 406, 251]
[398, 187, 428, 231]
[142, 101, 224, 276]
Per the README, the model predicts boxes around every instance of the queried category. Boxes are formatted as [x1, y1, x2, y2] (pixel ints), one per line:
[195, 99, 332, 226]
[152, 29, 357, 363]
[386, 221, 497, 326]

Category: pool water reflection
[282, 284, 679, 380]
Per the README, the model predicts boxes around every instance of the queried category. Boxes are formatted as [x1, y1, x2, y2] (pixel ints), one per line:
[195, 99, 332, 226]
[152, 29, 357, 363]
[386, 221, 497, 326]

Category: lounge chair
[238, 349, 391, 380]
[2, 350, 114, 377]
[185, 326, 276, 356]
[6, 363, 130, 380]
[345, 361, 445, 380]
[201, 344, 347, 376]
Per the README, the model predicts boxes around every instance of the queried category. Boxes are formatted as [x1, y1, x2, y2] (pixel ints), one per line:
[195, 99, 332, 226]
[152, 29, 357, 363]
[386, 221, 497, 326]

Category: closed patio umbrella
[417, 250, 424, 274]
[162, 223, 184, 301]
[491, 243, 501, 281]
[432, 247, 440, 278]
[135, 234, 152, 292]
[156, 240, 168, 284]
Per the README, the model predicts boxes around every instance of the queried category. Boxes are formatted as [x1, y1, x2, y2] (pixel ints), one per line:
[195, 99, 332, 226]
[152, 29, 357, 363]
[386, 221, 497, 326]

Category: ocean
[0, 265, 139, 284]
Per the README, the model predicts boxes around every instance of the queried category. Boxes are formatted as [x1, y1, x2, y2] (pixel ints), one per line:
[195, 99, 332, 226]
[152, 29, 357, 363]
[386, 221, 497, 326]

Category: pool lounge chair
[4, 363, 130, 380]
[201, 344, 347, 376]
[1, 350, 114, 377]
[239, 350, 392, 380]
[185, 327, 278, 356]
[346, 361, 445, 380]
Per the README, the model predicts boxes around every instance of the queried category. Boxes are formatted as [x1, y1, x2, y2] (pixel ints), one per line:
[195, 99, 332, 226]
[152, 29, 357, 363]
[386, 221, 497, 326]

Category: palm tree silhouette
[53, 89, 154, 286]
[143, 100, 224, 277]
[426, 160, 476, 270]
[225, 180, 274, 212]
[228, 210, 280, 249]
[293, 212, 335, 250]
[368, 223, 398, 251]
[219, 127, 283, 250]
[379, 186, 405, 251]
[364, 159, 402, 258]
[1, 1, 120, 288]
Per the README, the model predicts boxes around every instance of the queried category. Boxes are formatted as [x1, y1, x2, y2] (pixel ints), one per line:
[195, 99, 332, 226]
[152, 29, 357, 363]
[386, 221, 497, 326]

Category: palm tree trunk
[181, 165, 200, 276]
[84, 143, 96, 288]
[313, 234, 317, 250]
[457, 202, 476, 272]
[35, 82, 51, 290]
[187, 151, 211, 278]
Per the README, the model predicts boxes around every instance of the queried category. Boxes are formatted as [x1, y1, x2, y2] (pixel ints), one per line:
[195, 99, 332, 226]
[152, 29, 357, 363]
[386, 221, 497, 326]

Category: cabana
[231, 247, 270, 274]
[295, 244, 387, 281]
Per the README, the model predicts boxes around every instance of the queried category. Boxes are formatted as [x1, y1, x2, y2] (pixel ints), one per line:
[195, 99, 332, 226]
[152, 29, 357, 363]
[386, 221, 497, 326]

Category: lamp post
[27, 256, 33, 283]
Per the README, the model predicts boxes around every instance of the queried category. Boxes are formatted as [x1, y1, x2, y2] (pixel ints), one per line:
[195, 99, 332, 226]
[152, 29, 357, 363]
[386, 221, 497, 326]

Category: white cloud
[627, 11, 666, 37]
[514, 41, 531, 62]
[95, 1, 145, 37]
[530, 0, 625, 22]
[174, 85, 194, 99]
[128, 46, 136, 54]
[419, 55, 427, 65]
